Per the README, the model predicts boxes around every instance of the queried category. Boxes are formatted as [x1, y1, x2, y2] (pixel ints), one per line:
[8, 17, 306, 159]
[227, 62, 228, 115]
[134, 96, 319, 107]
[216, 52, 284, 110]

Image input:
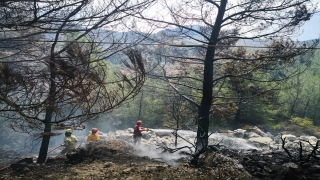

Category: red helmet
[91, 128, 99, 133]
[136, 120, 142, 125]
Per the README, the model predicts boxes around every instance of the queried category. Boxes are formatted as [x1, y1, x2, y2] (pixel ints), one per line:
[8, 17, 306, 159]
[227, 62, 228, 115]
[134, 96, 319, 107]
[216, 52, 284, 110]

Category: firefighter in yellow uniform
[60, 129, 78, 155]
[87, 128, 100, 142]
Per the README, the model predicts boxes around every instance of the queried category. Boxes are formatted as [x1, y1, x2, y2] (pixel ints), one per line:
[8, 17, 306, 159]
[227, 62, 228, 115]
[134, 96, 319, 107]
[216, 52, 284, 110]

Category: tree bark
[302, 84, 314, 117]
[196, 0, 227, 150]
[37, 54, 56, 163]
[289, 75, 301, 117]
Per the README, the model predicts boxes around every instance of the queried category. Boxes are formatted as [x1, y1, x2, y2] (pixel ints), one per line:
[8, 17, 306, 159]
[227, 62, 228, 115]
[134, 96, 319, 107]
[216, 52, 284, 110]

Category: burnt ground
[0, 139, 320, 180]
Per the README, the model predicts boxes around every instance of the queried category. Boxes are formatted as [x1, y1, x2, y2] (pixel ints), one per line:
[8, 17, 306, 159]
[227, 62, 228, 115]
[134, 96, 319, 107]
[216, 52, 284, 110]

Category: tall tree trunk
[311, 86, 320, 124]
[196, 0, 227, 150]
[175, 108, 179, 147]
[37, 54, 56, 163]
[289, 75, 301, 117]
[302, 84, 314, 117]
[311, 101, 320, 125]
[234, 104, 242, 123]
[234, 87, 243, 123]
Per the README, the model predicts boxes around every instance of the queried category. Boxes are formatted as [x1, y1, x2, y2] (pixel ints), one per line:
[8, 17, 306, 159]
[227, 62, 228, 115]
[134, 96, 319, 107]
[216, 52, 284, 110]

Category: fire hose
[0, 165, 9, 171]
[47, 144, 63, 154]
[0, 144, 63, 172]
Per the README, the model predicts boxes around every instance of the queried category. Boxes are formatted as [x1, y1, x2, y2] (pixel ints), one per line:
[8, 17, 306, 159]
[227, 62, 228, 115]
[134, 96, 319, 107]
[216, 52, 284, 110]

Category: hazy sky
[295, 12, 320, 41]
[284, 0, 320, 40]
[137, 0, 320, 41]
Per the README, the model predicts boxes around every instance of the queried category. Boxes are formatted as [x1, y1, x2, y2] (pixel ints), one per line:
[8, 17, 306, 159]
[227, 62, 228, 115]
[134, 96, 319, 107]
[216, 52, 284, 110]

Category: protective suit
[60, 129, 78, 155]
[87, 128, 100, 142]
[87, 133, 100, 142]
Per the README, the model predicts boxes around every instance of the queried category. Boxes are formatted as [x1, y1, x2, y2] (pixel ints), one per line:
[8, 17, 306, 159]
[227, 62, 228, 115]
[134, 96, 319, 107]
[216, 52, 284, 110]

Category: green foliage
[289, 116, 314, 127]
[94, 49, 320, 132]
[271, 123, 282, 131]
[278, 50, 320, 125]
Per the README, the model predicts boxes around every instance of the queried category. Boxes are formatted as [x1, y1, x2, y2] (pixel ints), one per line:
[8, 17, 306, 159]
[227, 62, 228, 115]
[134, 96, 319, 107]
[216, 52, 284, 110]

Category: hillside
[0, 139, 252, 180]
[1, 139, 320, 180]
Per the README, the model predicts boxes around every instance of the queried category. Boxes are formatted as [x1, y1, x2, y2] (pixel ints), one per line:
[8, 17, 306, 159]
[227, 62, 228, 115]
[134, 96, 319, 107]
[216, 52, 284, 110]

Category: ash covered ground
[1, 138, 320, 180]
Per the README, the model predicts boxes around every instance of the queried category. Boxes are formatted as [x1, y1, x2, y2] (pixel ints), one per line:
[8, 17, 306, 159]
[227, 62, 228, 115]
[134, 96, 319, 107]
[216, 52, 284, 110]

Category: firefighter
[133, 120, 149, 145]
[87, 128, 100, 142]
[60, 129, 78, 155]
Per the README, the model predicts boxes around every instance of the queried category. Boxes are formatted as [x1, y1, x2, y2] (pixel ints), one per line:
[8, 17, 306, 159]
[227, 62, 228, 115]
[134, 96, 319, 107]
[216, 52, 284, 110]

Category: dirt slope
[0, 139, 253, 180]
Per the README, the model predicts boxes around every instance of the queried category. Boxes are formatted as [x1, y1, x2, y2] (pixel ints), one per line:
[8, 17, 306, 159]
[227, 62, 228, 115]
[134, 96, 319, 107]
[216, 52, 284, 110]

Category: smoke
[133, 143, 189, 165]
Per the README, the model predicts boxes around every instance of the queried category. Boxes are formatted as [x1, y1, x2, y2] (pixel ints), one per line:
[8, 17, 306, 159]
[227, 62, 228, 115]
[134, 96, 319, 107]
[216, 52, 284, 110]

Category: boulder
[283, 141, 299, 149]
[298, 135, 318, 142]
[233, 129, 246, 138]
[265, 132, 274, 140]
[115, 130, 127, 136]
[282, 134, 297, 142]
[127, 128, 134, 133]
[244, 132, 261, 139]
[154, 130, 172, 137]
[248, 137, 273, 146]
[251, 126, 267, 137]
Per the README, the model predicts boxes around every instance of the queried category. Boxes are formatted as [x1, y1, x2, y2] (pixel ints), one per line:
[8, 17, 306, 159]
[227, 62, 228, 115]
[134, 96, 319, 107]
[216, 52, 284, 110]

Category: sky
[279, 0, 320, 41]
[295, 12, 320, 41]
[134, 0, 320, 41]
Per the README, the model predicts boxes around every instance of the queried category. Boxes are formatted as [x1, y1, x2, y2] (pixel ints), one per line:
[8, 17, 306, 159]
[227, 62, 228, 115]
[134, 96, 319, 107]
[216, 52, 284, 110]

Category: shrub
[289, 117, 314, 127]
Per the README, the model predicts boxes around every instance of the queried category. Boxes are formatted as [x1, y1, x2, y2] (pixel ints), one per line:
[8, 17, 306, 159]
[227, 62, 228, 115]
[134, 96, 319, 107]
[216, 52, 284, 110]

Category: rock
[233, 129, 246, 138]
[127, 128, 134, 133]
[281, 134, 297, 142]
[103, 162, 113, 168]
[248, 137, 273, 146]
[153, 130, 172, 137]
[115, 130, 125, 136]
[282, 162, 298, 169]
[251, 126, 267, 137]
[23, 167, 30, 173]
[310, 165, 320, 173]
[142, 133, 153, 140]
[284, 141, 299, 149]
[122, 167, 133, 174]
[244, 132, 261, 139]
[156, 165, 168, 170]
[274, 135, 281, 144]
[16, 157, 33, 164]
[66, 150, 83, 161]
[145, 166, 157, 171]
[298, 136, 318, 145]
[265, 132, 274, 140]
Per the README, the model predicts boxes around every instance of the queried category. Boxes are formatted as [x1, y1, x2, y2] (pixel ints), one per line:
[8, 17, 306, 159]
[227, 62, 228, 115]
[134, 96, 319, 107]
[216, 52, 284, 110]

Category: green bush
[271, 123, 282, 131]
[289, 117, 314, 127]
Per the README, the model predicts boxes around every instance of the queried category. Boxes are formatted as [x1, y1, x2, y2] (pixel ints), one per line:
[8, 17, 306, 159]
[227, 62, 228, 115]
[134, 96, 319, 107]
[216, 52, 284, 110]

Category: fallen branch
[306, 140, 320, 161]
[280, 134, 293, 159]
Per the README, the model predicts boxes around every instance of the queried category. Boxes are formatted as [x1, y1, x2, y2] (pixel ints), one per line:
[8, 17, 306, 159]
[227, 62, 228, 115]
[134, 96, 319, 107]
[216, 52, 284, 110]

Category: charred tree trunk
[196, 0, 227, 151]
[37, 53, 56, 163]
[175, 110, 179, 147]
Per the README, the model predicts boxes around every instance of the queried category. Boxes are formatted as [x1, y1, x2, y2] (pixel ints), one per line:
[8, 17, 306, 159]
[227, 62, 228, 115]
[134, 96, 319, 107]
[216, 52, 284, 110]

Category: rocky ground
[1, 138, 320, 180]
